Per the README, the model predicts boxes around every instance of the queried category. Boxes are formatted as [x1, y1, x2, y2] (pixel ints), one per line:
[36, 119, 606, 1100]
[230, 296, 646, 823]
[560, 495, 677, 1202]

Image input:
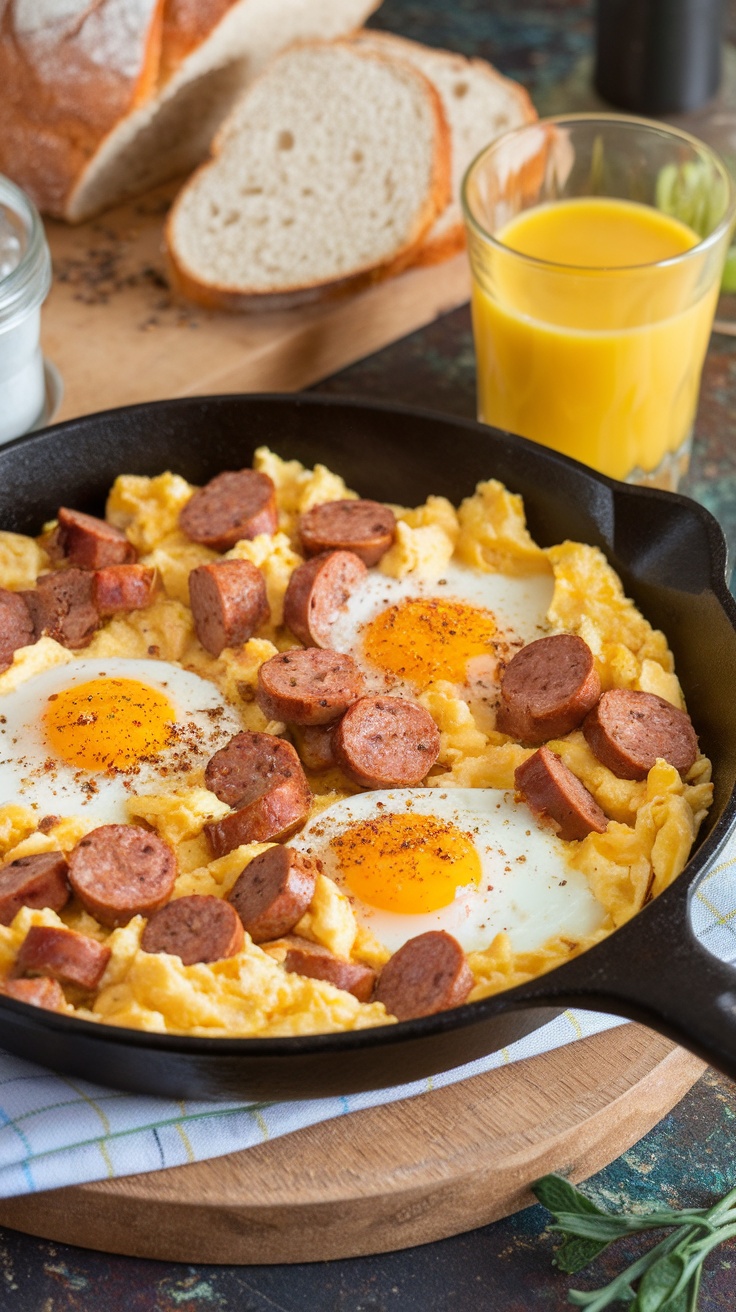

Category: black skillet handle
[510, 889, 736, 1080]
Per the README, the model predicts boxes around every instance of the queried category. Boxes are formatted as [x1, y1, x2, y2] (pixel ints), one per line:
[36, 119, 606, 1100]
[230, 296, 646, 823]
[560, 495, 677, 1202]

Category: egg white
[290, 787, 605, 955]
[0, 658, 243, 825]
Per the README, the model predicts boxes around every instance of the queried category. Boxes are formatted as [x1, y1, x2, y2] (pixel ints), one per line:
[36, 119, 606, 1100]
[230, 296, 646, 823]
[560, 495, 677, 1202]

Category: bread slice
[166, 41, 451, 310]
[353, 31, 536, 264]
[0, 0, 381, 222]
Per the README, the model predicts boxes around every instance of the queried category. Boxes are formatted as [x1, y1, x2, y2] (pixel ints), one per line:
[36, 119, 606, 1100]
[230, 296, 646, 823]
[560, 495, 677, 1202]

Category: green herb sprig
[533, 1173, 736, 1310]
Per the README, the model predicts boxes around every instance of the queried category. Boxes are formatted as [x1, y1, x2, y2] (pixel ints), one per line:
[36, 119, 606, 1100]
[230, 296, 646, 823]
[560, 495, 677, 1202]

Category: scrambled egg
[0, 451, 714, 1032]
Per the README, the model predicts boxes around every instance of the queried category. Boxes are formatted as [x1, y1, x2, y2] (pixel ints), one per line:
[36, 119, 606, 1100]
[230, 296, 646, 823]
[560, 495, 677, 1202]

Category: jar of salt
[0, 175, 51, 444]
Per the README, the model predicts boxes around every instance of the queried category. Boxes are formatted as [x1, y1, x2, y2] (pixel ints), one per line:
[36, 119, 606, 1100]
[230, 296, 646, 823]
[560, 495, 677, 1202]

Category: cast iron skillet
[1, 394, 736, 1100]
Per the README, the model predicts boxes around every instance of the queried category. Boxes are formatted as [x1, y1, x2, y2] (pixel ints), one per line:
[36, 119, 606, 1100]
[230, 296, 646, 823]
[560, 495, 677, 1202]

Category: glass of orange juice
[461, 115, 736, 487]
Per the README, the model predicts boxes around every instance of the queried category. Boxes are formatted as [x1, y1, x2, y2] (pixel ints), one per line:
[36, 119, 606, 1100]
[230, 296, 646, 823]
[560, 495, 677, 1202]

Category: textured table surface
[3, 0, 736, 1307]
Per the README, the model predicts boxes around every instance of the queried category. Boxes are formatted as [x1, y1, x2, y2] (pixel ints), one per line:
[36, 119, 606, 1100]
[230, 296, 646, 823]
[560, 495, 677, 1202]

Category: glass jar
[0, 175, 52, 444]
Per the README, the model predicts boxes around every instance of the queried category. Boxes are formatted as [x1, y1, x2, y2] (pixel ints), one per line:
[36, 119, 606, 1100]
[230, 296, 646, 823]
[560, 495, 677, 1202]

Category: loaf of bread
[0, 0, 381, 222]
[166, 41, 451, 311]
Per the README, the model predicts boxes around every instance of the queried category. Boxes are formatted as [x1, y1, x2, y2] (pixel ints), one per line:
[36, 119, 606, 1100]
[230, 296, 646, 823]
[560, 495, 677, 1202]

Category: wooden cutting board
[40, 180, 472, 424]
[0, 1025, 704, 1264]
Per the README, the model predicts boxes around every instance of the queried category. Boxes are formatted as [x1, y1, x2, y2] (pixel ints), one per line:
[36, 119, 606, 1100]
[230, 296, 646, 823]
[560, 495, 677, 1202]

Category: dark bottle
[595, 0, 725, 115]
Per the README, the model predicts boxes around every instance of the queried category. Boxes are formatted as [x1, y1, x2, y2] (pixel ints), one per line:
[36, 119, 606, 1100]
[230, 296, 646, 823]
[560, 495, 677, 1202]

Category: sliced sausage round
[57, 507, 136, 569]
[0, 588, 34, 673]
[0, 851, 70, 926]
[299, 500, 396, 567]
[374, 931, 474, 1021]
[141, 894, 244, 965]
[14, 925, 111, 991]
[283, 550, 367, 647]
[204, 731, 312, 856]
[515, 746, 607, 842]
[92, 563, 155, 615]
[21, 569, 99, 649]
[256, 649, 362, 726]
[496, 634, 601, 745]
[281, 936, 376, 1001]
[333, 696, 440, 788]
[227, 846, 317, 943]
[179, 470, 277, 551]
[0, 976, 65, 1010]
[582, 688, 699, 781]
[291, 724, 337, 774]
[189, 559, 269, 657]
[67, 824, 177, 928]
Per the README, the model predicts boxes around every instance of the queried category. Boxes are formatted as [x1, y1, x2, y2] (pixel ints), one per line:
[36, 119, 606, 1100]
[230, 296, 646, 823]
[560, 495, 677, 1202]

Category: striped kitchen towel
[0, 846, 733, 1198]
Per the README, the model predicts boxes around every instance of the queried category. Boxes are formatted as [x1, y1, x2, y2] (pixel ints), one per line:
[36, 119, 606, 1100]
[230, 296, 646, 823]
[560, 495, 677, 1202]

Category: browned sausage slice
[333, 696, 440, 788]
[515, 746, 607, 842]
[227, 846, 317, 942]
[0, 851, 70, 926]
[0, 976, 65, 1010]
[583, 688, 698, 781]
[374, 931, 473, 1021]
[496, 634, 601, 745]
[67, 824, 177, 928]
[14, 925, 111, 990]
[141, 895, 244, 964]
[281, 936, 376, 1001]
[56, 507, 136, 568]
[204, 731, 312, 856]
[0, 587, 34, 673]
[291, 724, 336, 773]
[93, 564, 155, 615]
[21, 569, 99, 649]
[189, 559, 269, 657]
[256, 649, 362, 725]
[179, 470, 277, 551]
[283, 550, 367, 647]
[299, 500, 396, 566]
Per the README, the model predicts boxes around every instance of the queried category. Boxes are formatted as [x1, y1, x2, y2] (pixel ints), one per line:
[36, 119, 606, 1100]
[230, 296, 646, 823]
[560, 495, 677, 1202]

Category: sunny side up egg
[290, 788, 606, 955]
[0, 658, 242, 824]
[325, 561, 554, 729]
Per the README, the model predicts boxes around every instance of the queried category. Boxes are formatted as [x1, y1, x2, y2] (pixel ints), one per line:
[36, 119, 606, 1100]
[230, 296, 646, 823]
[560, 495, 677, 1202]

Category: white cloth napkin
[0, 840, 734, 1199]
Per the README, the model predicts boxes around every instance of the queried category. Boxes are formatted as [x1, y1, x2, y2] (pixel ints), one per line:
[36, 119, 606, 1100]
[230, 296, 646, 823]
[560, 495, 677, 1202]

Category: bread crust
[165, 39, 452, 312]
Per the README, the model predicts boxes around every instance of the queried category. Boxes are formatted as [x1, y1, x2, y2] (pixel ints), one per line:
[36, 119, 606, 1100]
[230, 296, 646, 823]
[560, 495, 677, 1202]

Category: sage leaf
[533, 1174, 605, 1217]
[637, 1254, 685, 1311]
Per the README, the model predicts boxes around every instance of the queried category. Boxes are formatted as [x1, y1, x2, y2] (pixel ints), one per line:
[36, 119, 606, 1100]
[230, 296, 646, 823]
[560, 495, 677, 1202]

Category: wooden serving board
[40, 180, 472, 424]
[0, 1026, 704, 1264]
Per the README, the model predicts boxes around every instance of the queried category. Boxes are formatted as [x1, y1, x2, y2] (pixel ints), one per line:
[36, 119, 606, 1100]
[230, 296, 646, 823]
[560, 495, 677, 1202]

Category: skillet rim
[0, 390, 735, 1058]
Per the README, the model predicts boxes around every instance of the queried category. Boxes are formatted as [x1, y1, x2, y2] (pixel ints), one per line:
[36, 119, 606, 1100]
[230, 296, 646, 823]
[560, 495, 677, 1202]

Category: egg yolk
[362, 598, 497, 690]
[332, 811, 482, 914]
[44, 677, 176, 771]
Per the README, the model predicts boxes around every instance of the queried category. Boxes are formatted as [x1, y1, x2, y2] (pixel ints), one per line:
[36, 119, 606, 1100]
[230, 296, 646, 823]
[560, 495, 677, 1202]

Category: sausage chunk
[92, 564, 155, 615]
[515, 746, 607, 842]
[21, 569, 99, 649]
[0, 851, 70, 926]
[14, 925, 111, 991]
[583, 688, 699, 781]
[0, 977, 65, 1010]
[280, 936, 376, 1001]
[227, 846, 317, 942]
[204, 732, 312, 856]
[56, 507, 136, 569]
[283, 550, 366, 647]
[68, 824, 177, 927]
[375, 931, 474, 1021]
[256, 649, 362, 726]
[299, 499, 396, 567]
[189, 559, 269, 657]
[291, 724, 337, 774]
[333, 696, 440, 788]
[179, 470, 277, 551]
[496, 634, 601, 745]
[0, 588, 34, 673]
[141, 895, 244, 965]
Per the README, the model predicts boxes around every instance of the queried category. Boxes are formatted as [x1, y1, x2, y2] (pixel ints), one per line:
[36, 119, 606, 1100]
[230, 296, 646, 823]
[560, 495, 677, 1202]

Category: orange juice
[471, 197, 718, 482]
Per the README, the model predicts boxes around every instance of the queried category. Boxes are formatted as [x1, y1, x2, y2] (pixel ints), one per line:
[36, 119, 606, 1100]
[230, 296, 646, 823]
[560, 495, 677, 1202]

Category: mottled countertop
[4, 1, 736, 1308]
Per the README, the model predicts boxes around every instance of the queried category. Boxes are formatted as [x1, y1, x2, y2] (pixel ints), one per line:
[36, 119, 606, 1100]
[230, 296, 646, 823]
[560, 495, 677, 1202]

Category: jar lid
[0, 175, 51, 329]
